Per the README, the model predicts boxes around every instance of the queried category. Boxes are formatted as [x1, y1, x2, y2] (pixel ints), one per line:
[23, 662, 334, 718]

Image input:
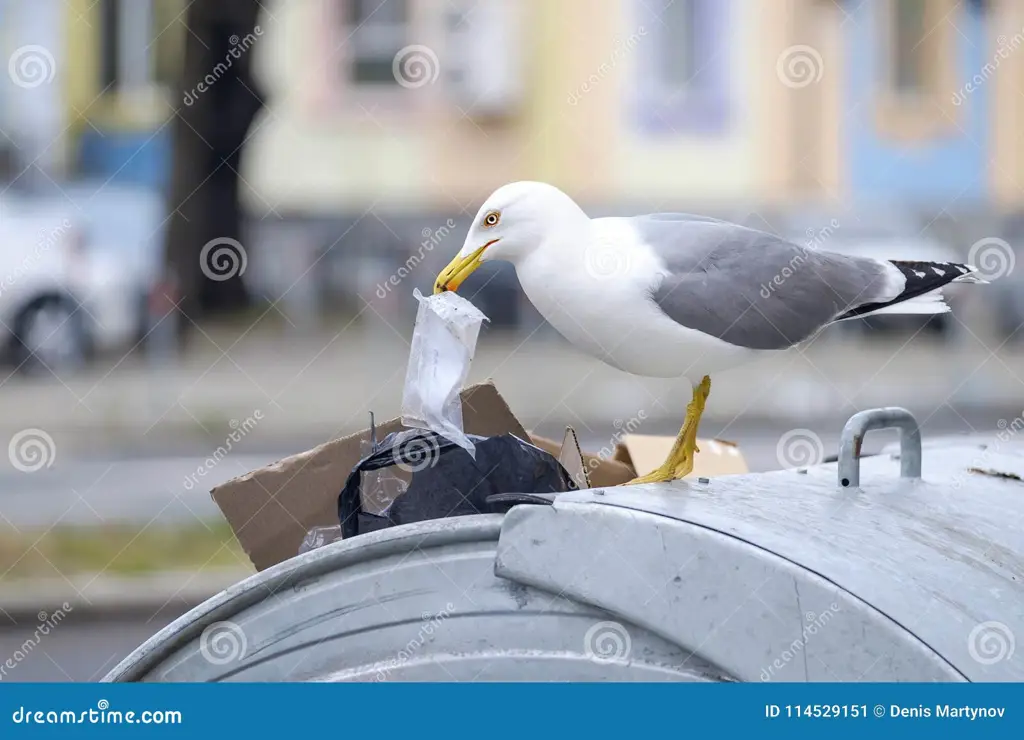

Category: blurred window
[98, 0, 186, 92]
[347, 0, 410, 85]
[633, 0, 729, 133]
[891, 0, 929, 93]
[876, 0, 958, 138]
[99, 0, 152, 91]
[654, 0, 698, 92]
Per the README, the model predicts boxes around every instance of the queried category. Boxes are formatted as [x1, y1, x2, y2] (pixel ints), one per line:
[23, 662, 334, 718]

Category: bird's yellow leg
[624, 376, 711, 485]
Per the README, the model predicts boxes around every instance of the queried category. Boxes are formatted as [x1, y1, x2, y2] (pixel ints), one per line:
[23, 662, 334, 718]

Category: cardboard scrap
[212, 381, 747, 571]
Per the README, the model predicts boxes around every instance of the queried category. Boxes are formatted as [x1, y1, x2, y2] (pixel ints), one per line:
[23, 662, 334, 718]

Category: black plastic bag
[338, 428, 575, 538]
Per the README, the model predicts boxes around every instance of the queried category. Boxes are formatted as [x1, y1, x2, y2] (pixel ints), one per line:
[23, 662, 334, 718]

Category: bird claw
[623, 456, 694, 485]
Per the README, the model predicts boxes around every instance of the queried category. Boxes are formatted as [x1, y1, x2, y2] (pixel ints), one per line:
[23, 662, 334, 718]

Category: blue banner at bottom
[0, 684, 1018, 738]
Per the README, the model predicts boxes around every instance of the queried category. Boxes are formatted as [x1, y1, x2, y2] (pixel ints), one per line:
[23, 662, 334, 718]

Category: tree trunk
[163, 0, 264, 332]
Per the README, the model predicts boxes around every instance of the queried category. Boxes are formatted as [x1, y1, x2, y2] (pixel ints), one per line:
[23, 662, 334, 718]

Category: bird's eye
[483, 211, 500, 228]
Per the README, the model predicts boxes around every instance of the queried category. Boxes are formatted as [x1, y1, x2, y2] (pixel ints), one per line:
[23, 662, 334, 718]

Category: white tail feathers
[953, 265, 989, 284]
[842, 289, 951, 320]
[860, 290, 946, 317]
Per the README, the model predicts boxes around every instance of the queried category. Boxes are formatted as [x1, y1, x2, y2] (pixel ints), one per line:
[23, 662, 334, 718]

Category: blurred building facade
[0, 0, 184, 188]
[0, 0, 1020, 326]
[2, 0, 1020, 211]
[238, 0, 1024, 218]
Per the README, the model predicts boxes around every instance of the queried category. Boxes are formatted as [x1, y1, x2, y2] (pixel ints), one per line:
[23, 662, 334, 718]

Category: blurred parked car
[782, 209, 964, 340]
[0, 183, 165, 374]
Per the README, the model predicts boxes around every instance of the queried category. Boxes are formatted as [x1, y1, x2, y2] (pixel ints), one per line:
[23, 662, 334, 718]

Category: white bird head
[434, 181, 586, 294]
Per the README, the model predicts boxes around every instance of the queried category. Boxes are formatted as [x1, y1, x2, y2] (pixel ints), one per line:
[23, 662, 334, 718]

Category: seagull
[433, 181, 986, 485]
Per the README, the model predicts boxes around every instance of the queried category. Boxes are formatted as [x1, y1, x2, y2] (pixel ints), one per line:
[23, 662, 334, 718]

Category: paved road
[0, 406, 1004, 528]
[0, 452, 291, 528]
[0, 606, 190, 683]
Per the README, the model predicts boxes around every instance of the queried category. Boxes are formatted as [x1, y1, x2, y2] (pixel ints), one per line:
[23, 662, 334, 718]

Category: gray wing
[633, 214, 894, 350]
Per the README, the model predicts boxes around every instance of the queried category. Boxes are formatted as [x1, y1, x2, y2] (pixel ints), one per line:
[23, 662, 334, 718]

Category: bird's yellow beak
[433, 240, 498, 294]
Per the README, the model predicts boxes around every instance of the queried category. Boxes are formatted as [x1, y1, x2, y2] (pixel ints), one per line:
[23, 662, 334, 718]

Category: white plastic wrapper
[298, 525, 342, 555]
[401, 288, 488, 456]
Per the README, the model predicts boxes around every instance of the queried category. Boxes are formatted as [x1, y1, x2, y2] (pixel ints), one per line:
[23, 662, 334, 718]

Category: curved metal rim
[102, 515, 505, 682]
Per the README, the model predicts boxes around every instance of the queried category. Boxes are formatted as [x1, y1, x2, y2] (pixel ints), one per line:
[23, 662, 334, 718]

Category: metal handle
[838, 407, 921, 488]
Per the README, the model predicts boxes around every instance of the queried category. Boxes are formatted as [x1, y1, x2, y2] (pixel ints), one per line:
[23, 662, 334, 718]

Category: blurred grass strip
[0, 521, 246, 581]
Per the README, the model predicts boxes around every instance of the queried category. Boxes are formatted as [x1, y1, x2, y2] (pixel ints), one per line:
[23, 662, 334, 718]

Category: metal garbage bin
[104, 409, 1024, 683]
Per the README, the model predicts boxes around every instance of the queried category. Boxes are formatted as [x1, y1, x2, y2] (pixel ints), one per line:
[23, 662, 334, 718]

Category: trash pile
[213, 289, 747, 571]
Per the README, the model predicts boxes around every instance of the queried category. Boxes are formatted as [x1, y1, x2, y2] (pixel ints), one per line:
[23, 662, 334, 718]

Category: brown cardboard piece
[212, 380, 747, 571]
[614, 434, 748, 479]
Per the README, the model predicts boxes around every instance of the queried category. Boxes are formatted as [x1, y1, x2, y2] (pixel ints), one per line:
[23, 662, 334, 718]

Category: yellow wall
[609, 0, 758, 205]
[63, 0, 99, 128]
[243, 0, 797, 214]
[61, 0, 184, 133]
[245, 0, 449, 212]
[991, 0, 1024, 207]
